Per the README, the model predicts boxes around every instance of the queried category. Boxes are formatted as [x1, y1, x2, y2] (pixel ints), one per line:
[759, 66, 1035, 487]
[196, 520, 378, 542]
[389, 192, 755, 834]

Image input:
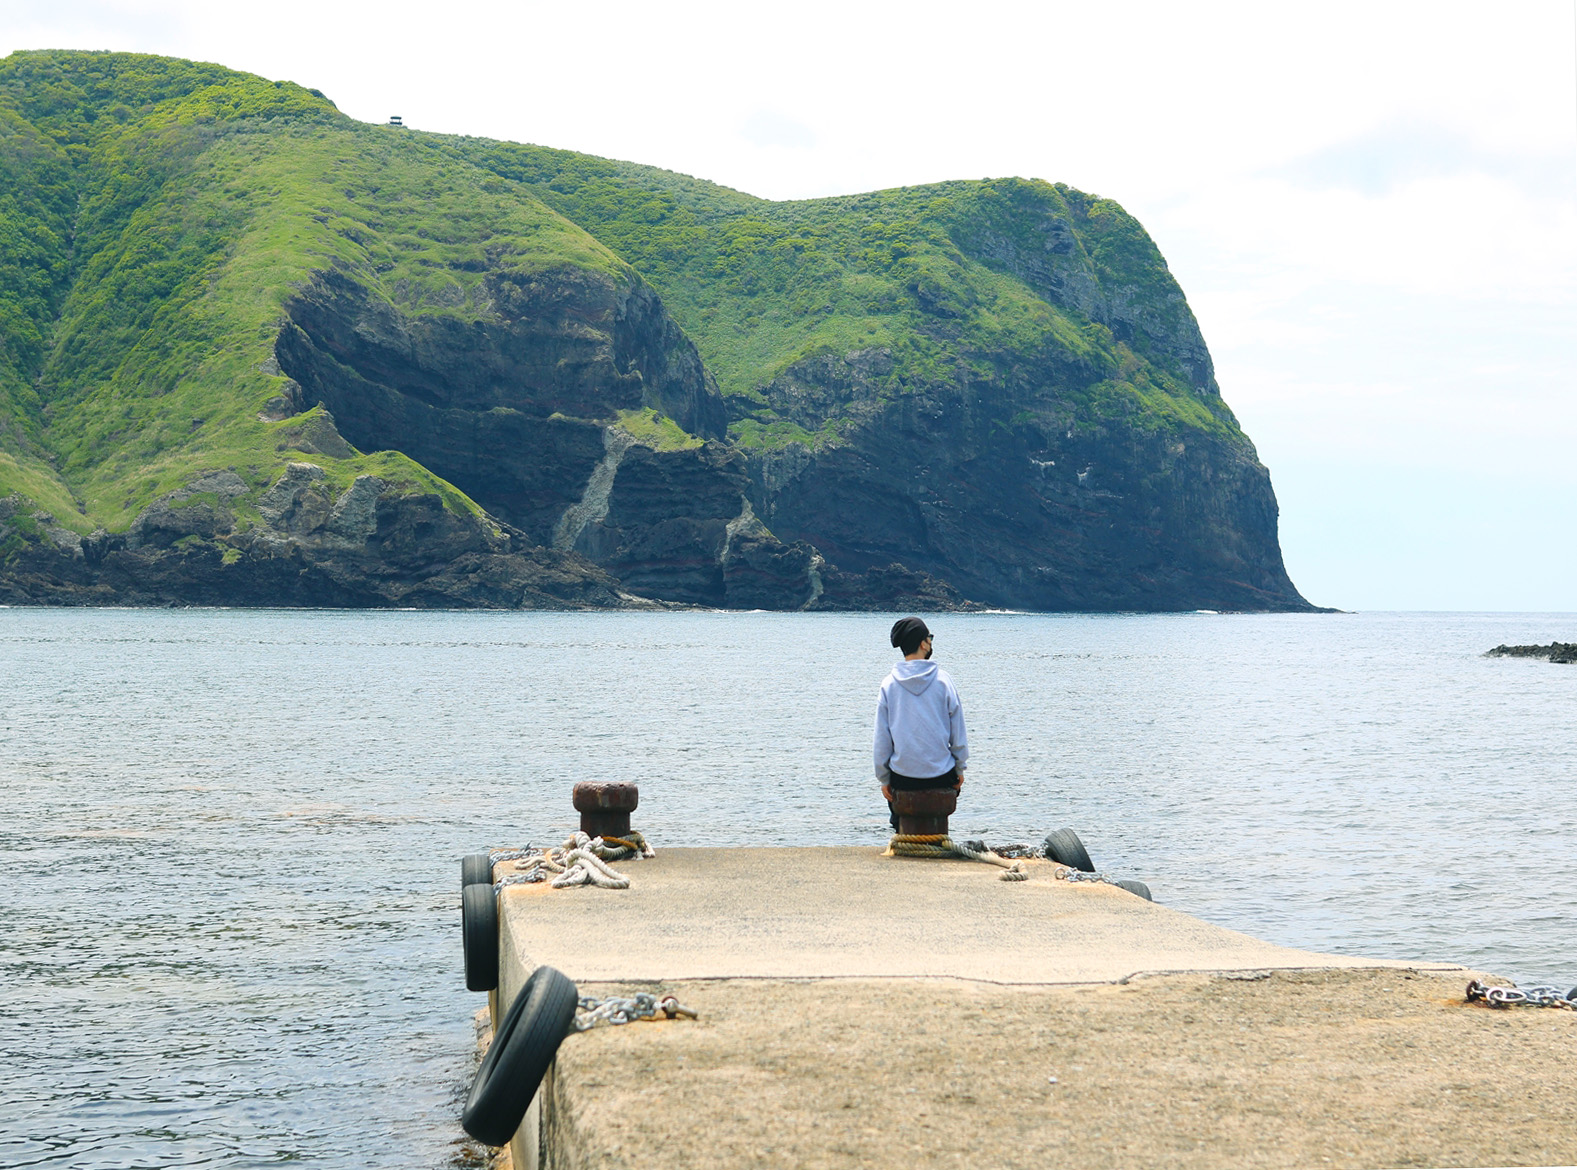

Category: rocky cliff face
[710, 184, 1308, 612]
[0, 470, 634, 609]
[743, 348, 1297, 612]
[445, 151, 1314, 613]
[2, 245, 964, 612]
[276, 267, 723, 543]
[754, 412, 1293, 612]
[272, 266, 841, 609]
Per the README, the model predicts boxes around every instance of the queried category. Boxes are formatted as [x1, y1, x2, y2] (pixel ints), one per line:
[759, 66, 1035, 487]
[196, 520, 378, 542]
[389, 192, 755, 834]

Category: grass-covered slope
[442, 140, 1233, 445]
[0, 51, 712, 606]
[0, 50, 630, 529]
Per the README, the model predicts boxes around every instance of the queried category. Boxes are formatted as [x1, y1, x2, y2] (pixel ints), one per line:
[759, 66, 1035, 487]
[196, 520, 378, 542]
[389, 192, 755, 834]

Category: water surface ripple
[2, 609, 1572, 1167]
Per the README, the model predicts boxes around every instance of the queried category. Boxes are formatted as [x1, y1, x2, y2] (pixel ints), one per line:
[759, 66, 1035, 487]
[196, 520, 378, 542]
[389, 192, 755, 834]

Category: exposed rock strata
[0, 50, 1312, 614]
[277, 267, 726, 547]
[274, 270, 844, 610]
[0, 477, 637, 610]
[740, 349, 1303, 613]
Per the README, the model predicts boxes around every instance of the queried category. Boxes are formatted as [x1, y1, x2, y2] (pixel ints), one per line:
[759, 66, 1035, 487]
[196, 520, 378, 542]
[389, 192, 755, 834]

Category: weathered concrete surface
[544, 971, 1577, 1170]
[486, 847, 1577, 1169]
[495, 847, 1460, 984]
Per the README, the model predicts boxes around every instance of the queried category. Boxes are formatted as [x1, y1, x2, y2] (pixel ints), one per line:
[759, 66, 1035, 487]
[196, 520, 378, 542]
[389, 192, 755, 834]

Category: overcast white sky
[4, 0, 1574, 610]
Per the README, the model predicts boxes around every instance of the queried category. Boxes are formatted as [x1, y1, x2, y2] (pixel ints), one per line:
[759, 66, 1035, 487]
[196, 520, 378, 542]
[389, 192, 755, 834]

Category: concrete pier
[485, 848, 1577, 1169]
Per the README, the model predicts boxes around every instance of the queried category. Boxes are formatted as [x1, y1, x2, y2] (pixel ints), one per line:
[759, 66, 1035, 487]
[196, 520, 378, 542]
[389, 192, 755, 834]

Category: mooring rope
[492, 830, 654, 892]
[888, 833, 1028, 881]
[593, 831, 654, 862]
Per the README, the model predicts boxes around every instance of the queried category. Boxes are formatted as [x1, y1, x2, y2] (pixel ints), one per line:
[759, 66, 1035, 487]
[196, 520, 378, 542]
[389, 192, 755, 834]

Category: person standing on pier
[873, 617, 969, 830]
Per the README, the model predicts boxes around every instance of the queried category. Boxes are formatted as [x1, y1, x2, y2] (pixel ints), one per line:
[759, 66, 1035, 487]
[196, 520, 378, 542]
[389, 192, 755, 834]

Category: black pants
[885, 767, 958, 831]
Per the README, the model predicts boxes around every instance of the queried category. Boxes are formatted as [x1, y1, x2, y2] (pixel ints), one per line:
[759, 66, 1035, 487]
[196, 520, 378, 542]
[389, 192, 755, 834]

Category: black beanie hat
[889, 616, 931, 655]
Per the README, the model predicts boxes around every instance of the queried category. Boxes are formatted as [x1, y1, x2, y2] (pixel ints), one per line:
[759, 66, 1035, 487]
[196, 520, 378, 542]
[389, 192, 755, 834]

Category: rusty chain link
[573, 992, 698, 1032]
[1466, 980, 1577, 1009]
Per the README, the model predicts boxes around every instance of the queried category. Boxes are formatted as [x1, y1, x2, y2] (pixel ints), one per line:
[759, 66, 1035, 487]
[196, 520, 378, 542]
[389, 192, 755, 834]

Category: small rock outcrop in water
[1485, 643, 1577, 665]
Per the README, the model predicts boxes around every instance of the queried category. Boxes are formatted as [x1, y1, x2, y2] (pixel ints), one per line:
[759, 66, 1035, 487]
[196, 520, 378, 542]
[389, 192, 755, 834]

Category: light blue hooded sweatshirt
[873, 659, 969, 785]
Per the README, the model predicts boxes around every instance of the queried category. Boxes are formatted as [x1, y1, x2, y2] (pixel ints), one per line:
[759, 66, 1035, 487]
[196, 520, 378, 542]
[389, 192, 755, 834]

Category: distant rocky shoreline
[1485, 642, 1576, 664]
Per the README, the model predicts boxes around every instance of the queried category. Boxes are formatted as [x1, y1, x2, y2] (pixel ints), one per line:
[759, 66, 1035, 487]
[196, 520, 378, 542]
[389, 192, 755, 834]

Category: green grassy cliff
[0, 52, 617, 524]
[0, 50, 1310, 611]
[0, 51, 691, 606]
[440, 142, 1234, 438]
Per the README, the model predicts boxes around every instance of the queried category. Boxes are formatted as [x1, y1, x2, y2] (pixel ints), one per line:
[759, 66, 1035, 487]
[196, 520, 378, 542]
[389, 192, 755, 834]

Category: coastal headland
[1, 50, 1311, 613]
[478, 848, 1577, 1169]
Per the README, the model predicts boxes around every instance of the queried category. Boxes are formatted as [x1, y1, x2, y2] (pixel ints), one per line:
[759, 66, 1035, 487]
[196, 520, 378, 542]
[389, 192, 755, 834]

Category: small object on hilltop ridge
[387, 115, 403, 127]
[1485, 642, 1576, 664]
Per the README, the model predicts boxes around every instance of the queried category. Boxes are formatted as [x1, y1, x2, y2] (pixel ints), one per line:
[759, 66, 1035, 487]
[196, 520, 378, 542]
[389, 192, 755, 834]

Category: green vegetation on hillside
[0, 50, 633, 532]
[0, 47, 1239, 543]
[615, 407, 704, 451]
[441, 139, 1241, 446]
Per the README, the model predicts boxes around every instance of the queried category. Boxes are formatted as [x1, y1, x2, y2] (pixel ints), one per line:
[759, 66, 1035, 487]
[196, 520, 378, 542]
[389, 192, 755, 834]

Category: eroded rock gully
[270, 267, 843, 610]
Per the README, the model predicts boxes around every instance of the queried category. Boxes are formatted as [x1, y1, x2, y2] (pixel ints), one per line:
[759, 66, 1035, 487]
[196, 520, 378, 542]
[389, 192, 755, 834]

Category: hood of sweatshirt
[891, 659, 938, 694]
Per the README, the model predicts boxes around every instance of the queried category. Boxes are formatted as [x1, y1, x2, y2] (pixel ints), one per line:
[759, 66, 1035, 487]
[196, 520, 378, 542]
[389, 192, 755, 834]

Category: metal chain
[984, 842, 1038, 859]
[957, 838, 1122, 882]
[1060, 869, 1111, 884]
[573, 992, 698, 1032]
[489, 847, 540, 864]
[1466, 980, 1577, 1009]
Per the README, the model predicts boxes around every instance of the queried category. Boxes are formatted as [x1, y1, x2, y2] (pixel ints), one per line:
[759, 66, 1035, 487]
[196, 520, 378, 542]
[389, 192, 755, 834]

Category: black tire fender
[1114, 878, 1153, 901]
[462, 852, 494, 887]
[462, 882, 499, 992]
[461, 965, 579, 1147]
[1043, 828, 1095, 873]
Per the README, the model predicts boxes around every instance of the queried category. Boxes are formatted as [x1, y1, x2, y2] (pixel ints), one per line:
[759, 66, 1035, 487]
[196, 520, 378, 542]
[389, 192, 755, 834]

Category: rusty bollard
[573, 781, 638, 839]
[890, 788, 958, 837]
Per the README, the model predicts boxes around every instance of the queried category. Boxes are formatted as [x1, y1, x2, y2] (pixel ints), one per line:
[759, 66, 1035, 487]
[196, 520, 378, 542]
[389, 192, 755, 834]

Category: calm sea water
[1, 608, 1573, 1168]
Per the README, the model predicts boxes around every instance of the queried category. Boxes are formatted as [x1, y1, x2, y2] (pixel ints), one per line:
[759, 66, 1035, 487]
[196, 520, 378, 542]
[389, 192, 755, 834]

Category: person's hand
[953, 771, 964, 791]
[881, 784, 893, 802]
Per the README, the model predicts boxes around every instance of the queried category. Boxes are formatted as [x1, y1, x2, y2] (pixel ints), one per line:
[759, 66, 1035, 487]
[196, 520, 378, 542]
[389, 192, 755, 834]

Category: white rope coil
[551, 843, 630, 889]
[492, 831, 651, 892]
[955, 839, 1029, 881]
